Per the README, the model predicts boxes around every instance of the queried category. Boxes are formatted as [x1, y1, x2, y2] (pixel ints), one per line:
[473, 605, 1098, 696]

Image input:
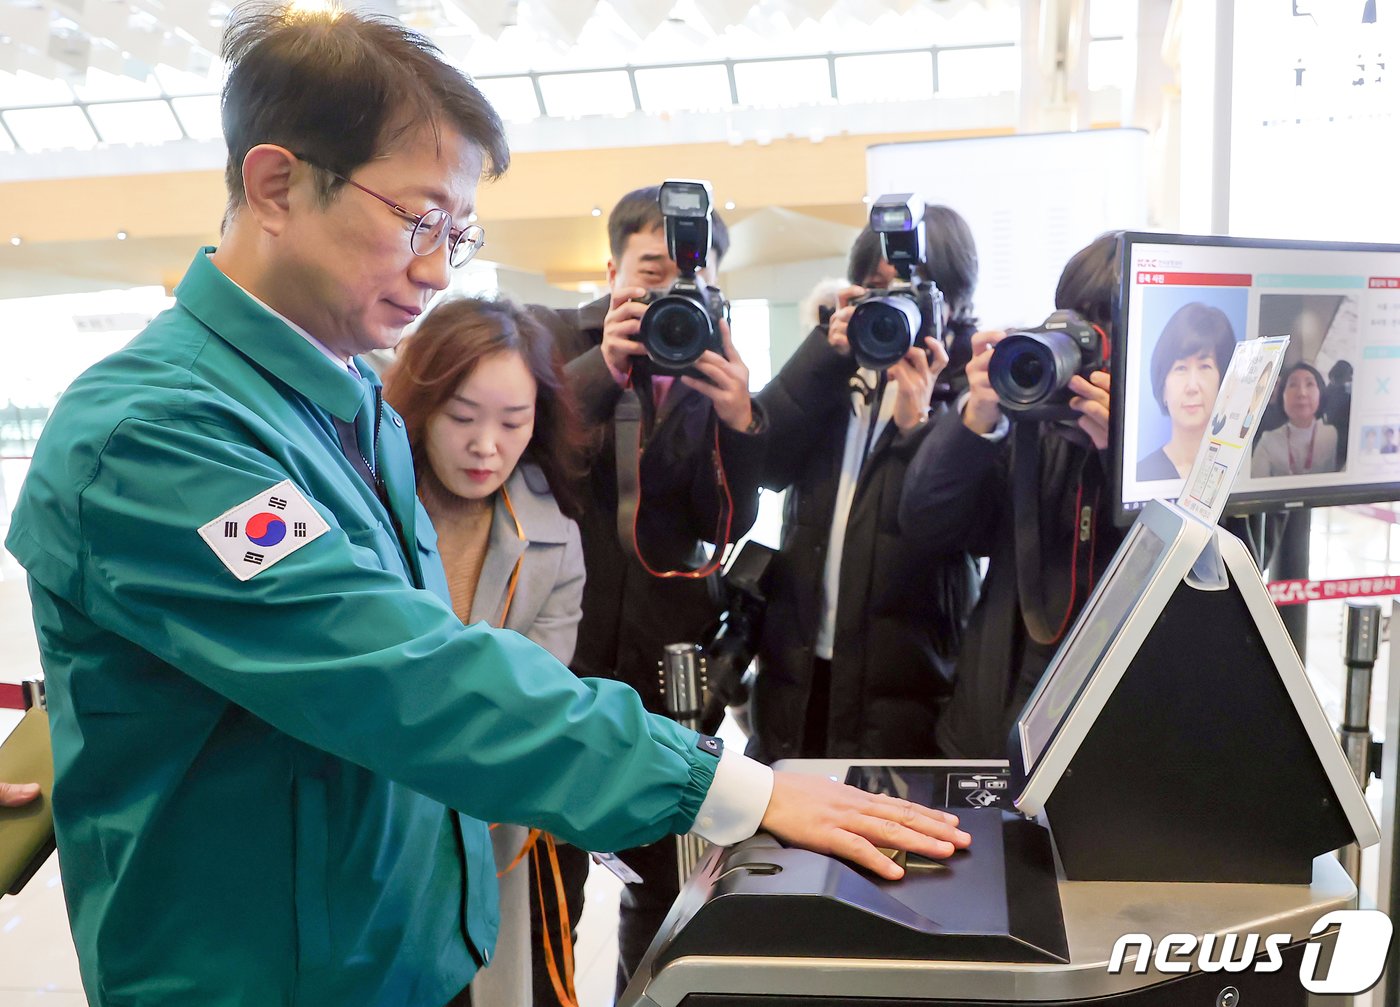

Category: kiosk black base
[1044, 575, 1354, 884]
[655, 807, 1068, 970]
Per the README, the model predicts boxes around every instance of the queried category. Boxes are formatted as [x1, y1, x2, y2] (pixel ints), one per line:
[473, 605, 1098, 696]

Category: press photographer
[528, 181, 764, 1000]
[898, 232, 1126, 758]
[745, 199, 981, 765]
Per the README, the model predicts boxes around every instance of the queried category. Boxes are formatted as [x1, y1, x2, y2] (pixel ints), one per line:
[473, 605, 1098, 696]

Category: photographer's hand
[682, 321, 754, 431]
[601, 286, 651, 384]
[825, 285, 866, 356]
[889, 337, 949, 432]
[761, 771, 971, 880]
[963, 329, 1007, 435]
[0, 781, 40, 807]
[1069, 370, 1112, 450]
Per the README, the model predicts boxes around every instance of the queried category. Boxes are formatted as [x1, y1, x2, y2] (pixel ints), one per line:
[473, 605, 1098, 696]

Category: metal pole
[660, 643, 710, 889]
[1380, 602, 1400, 1007]
[1275, 508, 1312, 658]
[1338, 602, 1381, 882]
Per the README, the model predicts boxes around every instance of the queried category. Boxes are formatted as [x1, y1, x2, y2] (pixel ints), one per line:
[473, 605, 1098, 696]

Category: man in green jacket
[4, 7, 967, 1007]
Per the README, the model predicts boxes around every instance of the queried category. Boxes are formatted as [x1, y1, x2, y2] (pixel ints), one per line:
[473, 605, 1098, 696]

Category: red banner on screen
[1135, 271, 1254, 287]
[1370, 277, 1400, 289]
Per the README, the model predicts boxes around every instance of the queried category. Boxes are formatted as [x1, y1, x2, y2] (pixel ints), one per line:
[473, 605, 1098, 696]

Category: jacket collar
[501, 463, 571, 545]
[175, 248, 365, 423]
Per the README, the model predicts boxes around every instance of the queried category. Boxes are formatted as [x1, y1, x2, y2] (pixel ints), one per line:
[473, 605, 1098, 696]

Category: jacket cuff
[689, 749, 774, 846]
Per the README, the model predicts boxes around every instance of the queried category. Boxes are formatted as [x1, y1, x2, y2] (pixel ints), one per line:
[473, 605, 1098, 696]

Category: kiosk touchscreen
[1113, 231, 1400, 524]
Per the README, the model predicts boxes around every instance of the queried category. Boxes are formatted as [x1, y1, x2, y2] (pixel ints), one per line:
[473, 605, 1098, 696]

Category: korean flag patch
[197, 479, 330, 582]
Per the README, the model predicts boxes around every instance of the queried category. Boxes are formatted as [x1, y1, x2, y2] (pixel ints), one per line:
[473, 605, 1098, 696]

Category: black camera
[636, 179, 728, 377]
[987, 309, 1107, 418]
[696, 541, 774, 733]
[847, 193, 945, 371]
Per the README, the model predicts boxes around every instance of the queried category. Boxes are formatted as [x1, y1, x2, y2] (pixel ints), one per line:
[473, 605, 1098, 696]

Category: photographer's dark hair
[221, 4, 508, 218]
[1150, 302, 1238, 413]
[607, 185, 731, 266]
[384, 297, 586, 519]
[846, 204, 979, 325]
[1055, 230, 1122, 330]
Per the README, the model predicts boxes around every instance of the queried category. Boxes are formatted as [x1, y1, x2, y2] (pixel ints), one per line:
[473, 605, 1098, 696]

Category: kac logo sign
[1107, 909, 1393, 995]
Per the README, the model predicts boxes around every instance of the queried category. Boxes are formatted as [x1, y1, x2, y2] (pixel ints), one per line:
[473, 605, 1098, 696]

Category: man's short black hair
[221, 4, 509, 217]
[1055, 231, 1123, 330]
[607, 185, 730, 267]
[846, 204, 979, 324]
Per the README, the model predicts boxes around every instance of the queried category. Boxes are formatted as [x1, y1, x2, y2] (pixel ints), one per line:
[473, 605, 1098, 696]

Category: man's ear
[606, 257, 619, 289]
[241, 144, 299, 236]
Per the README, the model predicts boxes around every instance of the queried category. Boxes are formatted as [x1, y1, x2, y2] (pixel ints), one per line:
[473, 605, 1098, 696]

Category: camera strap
[1011, 421, 1102, 647]
[614, 378, 734, 580]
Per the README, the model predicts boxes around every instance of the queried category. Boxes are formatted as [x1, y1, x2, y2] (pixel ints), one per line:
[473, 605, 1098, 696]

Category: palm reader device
[618, 499, 1380, 1007]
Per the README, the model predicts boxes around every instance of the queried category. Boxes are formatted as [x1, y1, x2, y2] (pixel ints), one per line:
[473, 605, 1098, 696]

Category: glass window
[835, 51, 933, 104]
[170, 95, 223, 141]
[474, 76, 541, 122]
[538, 70, 635, 117]
[154, 64, 224, 97]
[71, 68, 162, 102]
[3, 106, 99, 151]
[87, 100, 185, 144]
[635, 63, 732, 113]
[0, 71, 75, 108]
[1088, 38, 1127, 92]
[733, 58, 833, 108]
[937, 45, 1020, 98]
[1089, 0, 1130, 38]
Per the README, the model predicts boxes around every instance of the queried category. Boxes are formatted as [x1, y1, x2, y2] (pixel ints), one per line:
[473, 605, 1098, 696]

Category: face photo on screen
[1251, 360, 1344, 478]
[1135, 299, 1243, 482]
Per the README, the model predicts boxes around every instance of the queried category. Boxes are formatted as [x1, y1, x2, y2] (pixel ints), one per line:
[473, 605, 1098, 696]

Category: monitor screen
[1017, 521, 1168, 771]
[1111, 232, 1400, 524]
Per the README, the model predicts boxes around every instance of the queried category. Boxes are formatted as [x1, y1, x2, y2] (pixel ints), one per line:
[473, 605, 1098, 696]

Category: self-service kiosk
[618, 500, 1382, 1006]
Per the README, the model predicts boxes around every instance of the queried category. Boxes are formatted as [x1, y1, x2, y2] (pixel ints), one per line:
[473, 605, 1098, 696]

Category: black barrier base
[1044, 573, 1354, 883]
[656, 807, 1067, 969]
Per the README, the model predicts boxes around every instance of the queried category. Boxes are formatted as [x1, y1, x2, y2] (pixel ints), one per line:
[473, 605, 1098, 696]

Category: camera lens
[988, 331, 1083, 411]
[640, 295, 713, 370]
[848, 296, 922, 371]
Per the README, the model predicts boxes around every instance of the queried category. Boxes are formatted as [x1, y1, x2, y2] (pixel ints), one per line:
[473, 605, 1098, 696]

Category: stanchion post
[659, 643, 710, 889]
[1338, 602, 1381, 883]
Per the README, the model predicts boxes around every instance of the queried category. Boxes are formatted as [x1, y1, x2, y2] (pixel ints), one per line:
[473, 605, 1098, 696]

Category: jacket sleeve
[19, 414, 717, 854]
[564, 345, 625, 428]
[710, 423, 764, 541]
[899, 408, 1008, 559]
[753, 324, 857, 491]
[521, 520, 585, 667]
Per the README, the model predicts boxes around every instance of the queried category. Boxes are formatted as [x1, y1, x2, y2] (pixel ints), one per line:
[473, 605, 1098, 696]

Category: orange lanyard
[497, 483, 526, 629]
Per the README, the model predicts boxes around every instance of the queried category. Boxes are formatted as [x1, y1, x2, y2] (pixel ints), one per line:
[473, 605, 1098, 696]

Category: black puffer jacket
[748, 325, 978, 763]
[530, 296, 764, 712]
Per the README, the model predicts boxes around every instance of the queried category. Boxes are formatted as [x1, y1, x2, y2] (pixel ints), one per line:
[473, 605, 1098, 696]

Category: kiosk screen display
[1018, 522, 1167, 771]
[1113, 232, 1400, 523]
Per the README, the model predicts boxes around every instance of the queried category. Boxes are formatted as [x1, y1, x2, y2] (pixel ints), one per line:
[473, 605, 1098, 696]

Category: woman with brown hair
[384, 296, 587, 1007]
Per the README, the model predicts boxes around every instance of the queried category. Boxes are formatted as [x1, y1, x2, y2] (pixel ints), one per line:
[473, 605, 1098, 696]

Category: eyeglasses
[297, 155, 485, 268]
